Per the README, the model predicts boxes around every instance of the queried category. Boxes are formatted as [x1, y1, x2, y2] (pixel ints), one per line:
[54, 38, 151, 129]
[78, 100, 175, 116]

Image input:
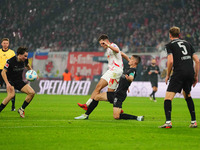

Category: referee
[159, 26, 199, 128]
[147, 59, 160, 102]
[0, 38, 16, 111]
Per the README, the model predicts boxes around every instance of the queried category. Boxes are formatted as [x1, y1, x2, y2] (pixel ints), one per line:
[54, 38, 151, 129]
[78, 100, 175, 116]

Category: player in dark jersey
[0, 47, 35, 118]
[147, 59, 160, 102]
[159, 26, 199, 128]
[75, 55, 144, 121]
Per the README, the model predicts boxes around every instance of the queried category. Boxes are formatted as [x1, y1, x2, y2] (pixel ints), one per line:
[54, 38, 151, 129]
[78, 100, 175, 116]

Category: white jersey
[106, 43, 123, 72]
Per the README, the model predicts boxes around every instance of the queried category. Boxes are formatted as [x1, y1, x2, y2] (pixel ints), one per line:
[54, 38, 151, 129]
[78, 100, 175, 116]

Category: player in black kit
[75, 55, 144, 121]
[147, 59, 160, 102]
[159, 26, 199, 128]
[0, 47, 35, 118]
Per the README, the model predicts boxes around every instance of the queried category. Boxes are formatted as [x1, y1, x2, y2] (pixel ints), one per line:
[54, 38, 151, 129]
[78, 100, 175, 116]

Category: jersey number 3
[178, 41, 188, 55]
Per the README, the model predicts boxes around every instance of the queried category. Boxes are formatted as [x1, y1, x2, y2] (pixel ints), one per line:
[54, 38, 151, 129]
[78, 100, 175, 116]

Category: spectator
[62, 69, 72, 81]
[1, 0, 200, 52]
[74, 73, 81, 81]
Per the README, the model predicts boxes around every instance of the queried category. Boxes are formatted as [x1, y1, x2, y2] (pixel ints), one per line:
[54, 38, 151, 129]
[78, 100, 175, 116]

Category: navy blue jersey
[165, 39, 195, 74]
[4, 56, 28, 81]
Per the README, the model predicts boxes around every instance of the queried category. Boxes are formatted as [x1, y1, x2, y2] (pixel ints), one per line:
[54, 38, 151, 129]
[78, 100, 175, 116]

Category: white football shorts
[101, 68, 123, 89]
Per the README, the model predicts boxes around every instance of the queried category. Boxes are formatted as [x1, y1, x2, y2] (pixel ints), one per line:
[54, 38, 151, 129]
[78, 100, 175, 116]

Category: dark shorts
[167, 73, 194, 94]
[150, 79, 158, 87]
[107, 92, 125, 108]
[9, 80, 27, 91]
[0, 70, 5, 87]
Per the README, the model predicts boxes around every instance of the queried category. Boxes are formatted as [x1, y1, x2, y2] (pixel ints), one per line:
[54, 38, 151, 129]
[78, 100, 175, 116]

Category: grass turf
[0, 93, 200, 150]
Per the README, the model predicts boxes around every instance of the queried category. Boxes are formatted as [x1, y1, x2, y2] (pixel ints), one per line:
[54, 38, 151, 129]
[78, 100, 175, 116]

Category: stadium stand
[1, 0, 199, 52]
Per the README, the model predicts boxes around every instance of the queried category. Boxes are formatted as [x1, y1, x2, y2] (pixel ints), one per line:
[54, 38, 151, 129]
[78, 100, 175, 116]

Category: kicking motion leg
[77, 78, 108, 110]
[75, 92, 108, 120]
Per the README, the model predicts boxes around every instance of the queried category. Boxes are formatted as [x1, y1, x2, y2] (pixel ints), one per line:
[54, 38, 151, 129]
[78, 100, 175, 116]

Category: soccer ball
[25, 70, 37, 81]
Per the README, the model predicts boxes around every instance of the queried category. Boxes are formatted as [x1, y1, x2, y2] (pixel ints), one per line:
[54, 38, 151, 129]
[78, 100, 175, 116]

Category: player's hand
[148, 72, 152, 75]
[125, 74, 129, 80]
[103, 41, 109, 47]
[165, 75, 169, 84]
[125, 74, 131, 81]
[155, 71, 158, 74]
[127, 88, 130, 93]
[193, 76, 198, 87]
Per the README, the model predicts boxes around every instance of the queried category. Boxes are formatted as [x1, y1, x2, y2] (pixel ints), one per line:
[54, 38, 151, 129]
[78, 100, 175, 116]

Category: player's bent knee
[28, 90, 35, 97]
[113, 114, 120, 119]
[8, 94, 15, 99]
[94, 95, 99, 100]
[94, 94, 101, 101]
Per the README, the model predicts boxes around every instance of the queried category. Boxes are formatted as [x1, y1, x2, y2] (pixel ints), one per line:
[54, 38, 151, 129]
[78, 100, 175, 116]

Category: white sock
[191, 120, 196, 124]
[166, 121, 171, 124]
[86, 98, 93, 106]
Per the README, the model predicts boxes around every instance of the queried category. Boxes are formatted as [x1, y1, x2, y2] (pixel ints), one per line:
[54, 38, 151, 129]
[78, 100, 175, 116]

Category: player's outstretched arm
[121, 52, 130, 61]
[103, 41, 120, 53]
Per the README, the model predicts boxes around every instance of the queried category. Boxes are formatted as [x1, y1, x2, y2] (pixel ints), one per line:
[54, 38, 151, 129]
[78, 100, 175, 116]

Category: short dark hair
[98, 34, 109, 41]
[132, 55, 141, 64]
[1, 38, 9, 43]
[17, 47, 28, 56]
[169, 26, 180, 38]
[65, 69, 69, 73]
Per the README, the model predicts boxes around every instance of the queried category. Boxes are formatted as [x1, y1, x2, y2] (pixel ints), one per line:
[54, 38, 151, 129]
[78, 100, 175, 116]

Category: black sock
[119, 113, 137, 120]
[185, 97, 196, 121]
[164, 100, 172, 121]
[22, 101, 29, 109]
[152, 91, 156, 100]
[0, 103, 6, 112]
[11, 95, 15, 108]
[150, 91, 153, 96]
[85, 100, 99, 115]
[150, 91, 155, 96]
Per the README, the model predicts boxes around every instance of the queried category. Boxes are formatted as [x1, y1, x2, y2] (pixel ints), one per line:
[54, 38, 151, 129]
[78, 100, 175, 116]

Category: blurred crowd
[1, 0, 200, 52]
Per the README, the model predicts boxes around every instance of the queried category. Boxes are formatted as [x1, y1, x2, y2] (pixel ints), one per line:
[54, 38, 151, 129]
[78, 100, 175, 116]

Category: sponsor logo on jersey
[5, 63, 9, 68]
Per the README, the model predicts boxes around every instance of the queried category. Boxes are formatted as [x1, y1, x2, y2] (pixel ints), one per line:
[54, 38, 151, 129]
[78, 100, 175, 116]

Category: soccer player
[75, 55, 144, 121]
[0, 38, 16, 111]
[77, 34, 129, 110]
[159, 26, 199, 128]
[147, 59, 160, 102]
[0, 47, 35, 118]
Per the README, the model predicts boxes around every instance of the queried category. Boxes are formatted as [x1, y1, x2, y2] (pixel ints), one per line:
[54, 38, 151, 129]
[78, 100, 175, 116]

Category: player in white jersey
[77, 34, 129, 111]
[101, 42, 124, 89]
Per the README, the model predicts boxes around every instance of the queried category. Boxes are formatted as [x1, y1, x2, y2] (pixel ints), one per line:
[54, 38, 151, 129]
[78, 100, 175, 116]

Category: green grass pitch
[0, 93, 200, 150]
